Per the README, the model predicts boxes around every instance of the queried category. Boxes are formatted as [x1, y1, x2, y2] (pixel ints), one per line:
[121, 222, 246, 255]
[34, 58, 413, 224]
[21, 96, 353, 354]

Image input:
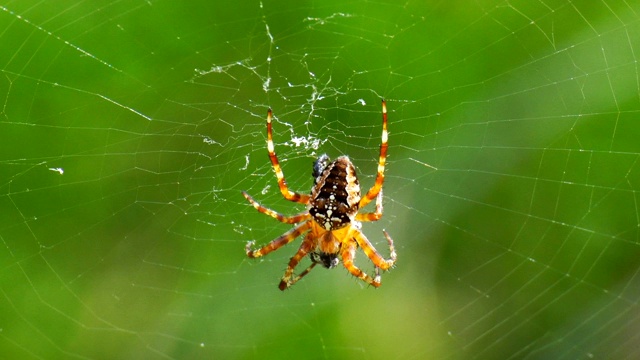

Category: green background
[1, 0, 639, 359]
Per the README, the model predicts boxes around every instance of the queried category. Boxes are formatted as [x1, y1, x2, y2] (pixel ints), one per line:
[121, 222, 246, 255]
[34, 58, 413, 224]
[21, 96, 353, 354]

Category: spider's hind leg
[265, 108, 310, 204]
[359, 99, 388, 208]
[355, 191, 383, 222]
[242, 191, 311, 224]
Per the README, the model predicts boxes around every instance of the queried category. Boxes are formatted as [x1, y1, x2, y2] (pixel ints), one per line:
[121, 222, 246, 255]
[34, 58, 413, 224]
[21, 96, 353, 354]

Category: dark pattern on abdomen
[309, 156, 360, 230]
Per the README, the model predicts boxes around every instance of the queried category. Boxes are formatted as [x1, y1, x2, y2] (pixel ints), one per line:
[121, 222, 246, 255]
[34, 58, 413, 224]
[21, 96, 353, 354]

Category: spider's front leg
[353, 228, 396, 271]
[279, 232, 316, 290]
[341, 239, 382, 287]
[246, 221, 312, 258]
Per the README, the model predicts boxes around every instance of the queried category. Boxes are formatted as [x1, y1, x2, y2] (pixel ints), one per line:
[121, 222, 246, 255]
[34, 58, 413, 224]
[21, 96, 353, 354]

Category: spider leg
[355, 191, 383, 222]
[352, 228, 396, 271]
[246, 221, 312, 258]
[289, 262, 319, 286]
[359, 99, 388, 208]
[242, 191, 312, 224]
[341, 238, 381, 287]
[266, 108, 310, 204]
[279, 232, 316, 290]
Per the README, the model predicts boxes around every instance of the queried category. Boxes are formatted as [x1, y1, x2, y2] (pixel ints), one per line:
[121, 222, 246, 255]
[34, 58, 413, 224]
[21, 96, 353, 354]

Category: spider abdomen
[309, 155, 361, 230]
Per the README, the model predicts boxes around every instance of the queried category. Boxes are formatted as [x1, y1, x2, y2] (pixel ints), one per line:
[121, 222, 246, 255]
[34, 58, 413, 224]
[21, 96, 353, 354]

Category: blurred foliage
[1, 0, 640, 359]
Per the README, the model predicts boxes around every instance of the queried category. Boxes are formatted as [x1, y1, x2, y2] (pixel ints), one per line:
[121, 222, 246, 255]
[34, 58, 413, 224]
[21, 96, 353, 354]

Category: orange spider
[242, 100, 396, 290]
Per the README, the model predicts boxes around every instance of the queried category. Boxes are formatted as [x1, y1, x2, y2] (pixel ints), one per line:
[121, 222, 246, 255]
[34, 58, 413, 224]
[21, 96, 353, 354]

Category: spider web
[1, 0, 640, 359]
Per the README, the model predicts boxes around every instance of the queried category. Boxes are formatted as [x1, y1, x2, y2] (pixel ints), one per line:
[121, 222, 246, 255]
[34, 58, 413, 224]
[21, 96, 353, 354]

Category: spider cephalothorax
[310, 251, 340, 269]
[242, 100, 396, 290]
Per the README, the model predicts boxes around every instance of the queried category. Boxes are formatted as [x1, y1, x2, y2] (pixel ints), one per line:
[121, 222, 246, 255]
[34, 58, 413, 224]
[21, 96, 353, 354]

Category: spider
[242, 100, 396, 290]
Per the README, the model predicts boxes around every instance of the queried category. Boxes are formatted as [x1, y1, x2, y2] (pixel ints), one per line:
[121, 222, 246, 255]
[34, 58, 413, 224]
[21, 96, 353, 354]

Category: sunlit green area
[1, 1, 639, 359]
